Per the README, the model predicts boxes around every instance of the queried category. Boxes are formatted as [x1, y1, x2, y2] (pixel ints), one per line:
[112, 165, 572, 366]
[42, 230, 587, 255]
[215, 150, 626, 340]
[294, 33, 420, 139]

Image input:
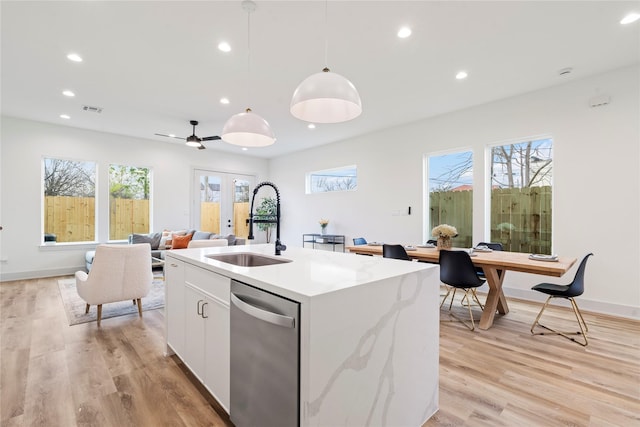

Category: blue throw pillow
[192, 231, 213, 240]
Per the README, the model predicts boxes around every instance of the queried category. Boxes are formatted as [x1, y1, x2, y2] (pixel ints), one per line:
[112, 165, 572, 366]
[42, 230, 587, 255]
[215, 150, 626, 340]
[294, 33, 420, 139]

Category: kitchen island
[165, 244, 439, 426]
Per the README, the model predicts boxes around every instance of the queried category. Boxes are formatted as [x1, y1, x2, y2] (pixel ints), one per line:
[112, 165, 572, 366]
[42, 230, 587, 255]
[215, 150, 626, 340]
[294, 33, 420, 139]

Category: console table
[302, 233, 345, 252]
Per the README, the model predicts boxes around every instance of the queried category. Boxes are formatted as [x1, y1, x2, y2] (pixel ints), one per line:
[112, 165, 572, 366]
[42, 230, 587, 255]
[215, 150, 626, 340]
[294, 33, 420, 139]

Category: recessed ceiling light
[66, 53, 82, 62]
[218, 42, 231, 52]
[307, 123, 316, 129]
[62, 90, 75, 97]
[220, 97, 230, 104]
[455, 71, 468, 80]
[558, 67, 573, 76]
[397, 27, 412, 38]
[620, 12, 640, 25]
[60, 114, 70, 119]
[242, 147, 248, 151]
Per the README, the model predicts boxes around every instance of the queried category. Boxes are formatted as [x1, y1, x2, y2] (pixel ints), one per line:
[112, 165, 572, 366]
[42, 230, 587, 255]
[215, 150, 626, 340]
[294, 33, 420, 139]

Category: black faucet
[248, 181, 287, 256]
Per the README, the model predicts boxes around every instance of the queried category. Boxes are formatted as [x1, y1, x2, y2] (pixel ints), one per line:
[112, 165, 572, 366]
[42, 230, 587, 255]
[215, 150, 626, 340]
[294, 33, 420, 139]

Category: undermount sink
[205, 252, 292, 267]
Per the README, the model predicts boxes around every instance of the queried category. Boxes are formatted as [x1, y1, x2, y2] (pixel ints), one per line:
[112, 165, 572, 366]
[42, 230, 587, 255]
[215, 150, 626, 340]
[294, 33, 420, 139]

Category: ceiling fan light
[221, 109, 275, 147]
[290, 68, 362, 123]
[185, 135, 202, 147]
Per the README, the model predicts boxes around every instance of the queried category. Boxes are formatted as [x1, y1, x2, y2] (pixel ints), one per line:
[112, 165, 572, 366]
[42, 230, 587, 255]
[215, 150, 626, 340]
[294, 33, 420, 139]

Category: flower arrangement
[431, 224, 458, 238]
[319, 219, 329, 229]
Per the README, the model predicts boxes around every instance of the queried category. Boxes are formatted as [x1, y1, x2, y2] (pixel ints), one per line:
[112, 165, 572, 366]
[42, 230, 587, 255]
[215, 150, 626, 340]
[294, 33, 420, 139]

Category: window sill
[39, 241, 100, 251]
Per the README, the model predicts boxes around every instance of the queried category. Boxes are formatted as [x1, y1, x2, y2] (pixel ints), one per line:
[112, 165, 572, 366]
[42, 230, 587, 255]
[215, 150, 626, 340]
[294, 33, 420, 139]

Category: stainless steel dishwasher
[230, 280, 300, 427]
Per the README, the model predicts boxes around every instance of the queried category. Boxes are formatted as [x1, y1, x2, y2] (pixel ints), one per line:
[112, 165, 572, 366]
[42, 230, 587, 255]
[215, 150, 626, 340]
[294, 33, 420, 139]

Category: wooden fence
[200, 202, 250, 238]
[44, 196, 149, 242]
[44, 196, 96, 242]
[45, 197, 251, 243]
[430, 186, 552, 253]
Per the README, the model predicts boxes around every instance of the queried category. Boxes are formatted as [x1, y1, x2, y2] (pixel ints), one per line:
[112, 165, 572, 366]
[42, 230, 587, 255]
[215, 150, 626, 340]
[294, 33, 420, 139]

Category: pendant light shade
[290, 67, 362, 123]
[221, 0, 276, 148]
[222, 108, 275, 147]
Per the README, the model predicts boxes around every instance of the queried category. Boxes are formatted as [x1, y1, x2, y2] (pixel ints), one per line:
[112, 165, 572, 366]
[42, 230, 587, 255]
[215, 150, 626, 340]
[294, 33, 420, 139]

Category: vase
[321, 227, 327, 235]
[437, 236, 452, 250]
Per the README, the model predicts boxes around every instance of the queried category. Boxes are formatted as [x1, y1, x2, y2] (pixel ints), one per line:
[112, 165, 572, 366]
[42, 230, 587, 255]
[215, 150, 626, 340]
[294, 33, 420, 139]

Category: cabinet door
[165, 258, 185, 357]
[204, 295, 230, 411]
[184, 285, 206, 382]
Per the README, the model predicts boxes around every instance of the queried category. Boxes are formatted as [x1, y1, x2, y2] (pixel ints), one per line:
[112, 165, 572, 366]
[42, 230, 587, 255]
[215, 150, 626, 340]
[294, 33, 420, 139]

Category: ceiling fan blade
[202, 135, 221, 141]
[197, 143, 206, 150]
[154, 133, 186, 140]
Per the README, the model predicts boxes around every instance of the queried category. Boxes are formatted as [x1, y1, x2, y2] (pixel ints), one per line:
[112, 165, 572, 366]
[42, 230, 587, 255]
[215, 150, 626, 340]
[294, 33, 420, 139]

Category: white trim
[502, 286, 640, 321]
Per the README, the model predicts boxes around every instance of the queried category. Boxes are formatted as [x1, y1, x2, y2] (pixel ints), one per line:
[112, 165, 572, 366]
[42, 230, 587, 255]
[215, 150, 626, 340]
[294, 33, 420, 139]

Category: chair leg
[531, 296, 588, 346]
[85, 303, 90, 314]
[447, 288, 476, 331]
[97, 304, 103, 327]
[136, 298, 143, 317]
[440, 285, 453, 308]
[461, 288, 485, 310]
[448, 288, 458, 311]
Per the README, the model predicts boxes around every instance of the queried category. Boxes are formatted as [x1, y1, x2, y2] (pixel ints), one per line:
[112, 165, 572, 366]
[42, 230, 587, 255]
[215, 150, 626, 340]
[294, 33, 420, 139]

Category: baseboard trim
[502, 287, 640, 321]
[0, 266, 82, 282]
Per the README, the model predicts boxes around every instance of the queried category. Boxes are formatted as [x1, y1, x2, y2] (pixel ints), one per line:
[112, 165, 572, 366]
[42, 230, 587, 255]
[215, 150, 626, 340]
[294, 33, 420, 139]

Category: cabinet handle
[202, 302, 209, 318]
[197, 299, 203, 315]
[170, 263, 178, 267]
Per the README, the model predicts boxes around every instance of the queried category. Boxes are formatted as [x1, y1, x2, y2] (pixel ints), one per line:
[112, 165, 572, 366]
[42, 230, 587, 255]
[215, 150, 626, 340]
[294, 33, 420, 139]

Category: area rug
[57, 273, 165, 326]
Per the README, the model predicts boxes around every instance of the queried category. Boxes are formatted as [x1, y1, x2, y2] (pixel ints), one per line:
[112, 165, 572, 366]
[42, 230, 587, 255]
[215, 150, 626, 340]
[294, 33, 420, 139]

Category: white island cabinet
[165, 244, 440, 427]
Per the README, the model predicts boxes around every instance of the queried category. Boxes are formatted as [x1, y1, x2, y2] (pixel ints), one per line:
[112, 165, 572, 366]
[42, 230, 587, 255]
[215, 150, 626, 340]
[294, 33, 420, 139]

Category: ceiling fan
[155, 120, 221, 150]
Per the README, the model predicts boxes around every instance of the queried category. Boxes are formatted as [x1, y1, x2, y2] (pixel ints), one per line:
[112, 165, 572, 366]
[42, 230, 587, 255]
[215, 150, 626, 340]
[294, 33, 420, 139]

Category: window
[490, 137, 552, 254]
[109, 164, 151, 240]
[43, 157, 96, 243]
[427, 151, 473, 247]
[306, 165, 357, 194]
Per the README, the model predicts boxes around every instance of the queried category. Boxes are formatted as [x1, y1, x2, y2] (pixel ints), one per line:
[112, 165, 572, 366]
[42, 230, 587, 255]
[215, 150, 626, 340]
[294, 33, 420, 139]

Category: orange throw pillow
[171, 233, 193, 249]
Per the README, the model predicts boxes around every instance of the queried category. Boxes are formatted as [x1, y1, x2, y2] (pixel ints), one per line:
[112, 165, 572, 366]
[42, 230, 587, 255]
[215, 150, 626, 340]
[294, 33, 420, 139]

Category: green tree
[109, 165, 150, 199]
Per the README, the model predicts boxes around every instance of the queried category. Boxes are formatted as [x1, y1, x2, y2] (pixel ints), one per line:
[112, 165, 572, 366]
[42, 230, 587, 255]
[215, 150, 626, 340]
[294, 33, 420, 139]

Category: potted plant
[256, 196, 277, 243]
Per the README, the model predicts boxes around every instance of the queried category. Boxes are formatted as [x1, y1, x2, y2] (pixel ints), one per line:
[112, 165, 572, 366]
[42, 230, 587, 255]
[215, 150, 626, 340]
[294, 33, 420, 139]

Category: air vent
[82, 105, 103, 113]
[589, 95, 611, 108]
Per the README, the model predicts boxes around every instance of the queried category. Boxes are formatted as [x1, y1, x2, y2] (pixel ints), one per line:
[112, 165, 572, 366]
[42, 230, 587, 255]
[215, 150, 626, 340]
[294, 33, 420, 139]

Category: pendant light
[222, 0, 275, 147]
[290, 0, 362, 123]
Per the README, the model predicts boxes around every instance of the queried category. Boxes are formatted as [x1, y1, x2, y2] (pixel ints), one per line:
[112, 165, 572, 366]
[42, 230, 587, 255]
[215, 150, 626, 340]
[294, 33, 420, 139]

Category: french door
[193, 170, 254, 239]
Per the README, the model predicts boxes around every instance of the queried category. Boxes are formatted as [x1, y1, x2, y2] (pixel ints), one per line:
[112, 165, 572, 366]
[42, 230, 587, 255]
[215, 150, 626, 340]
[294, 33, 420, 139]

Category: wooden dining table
[346, 245, 577, 330]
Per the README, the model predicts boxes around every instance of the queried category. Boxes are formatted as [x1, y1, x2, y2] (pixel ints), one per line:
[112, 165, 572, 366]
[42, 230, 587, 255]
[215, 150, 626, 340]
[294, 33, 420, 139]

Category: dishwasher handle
[231, 293, 295, 329]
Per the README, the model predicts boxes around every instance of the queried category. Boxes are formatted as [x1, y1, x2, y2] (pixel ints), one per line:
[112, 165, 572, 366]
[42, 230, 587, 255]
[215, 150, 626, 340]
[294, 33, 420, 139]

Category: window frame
[41, 156, 98, 245]
[487, 135, 553, 254]
[305, 165, 358, 194]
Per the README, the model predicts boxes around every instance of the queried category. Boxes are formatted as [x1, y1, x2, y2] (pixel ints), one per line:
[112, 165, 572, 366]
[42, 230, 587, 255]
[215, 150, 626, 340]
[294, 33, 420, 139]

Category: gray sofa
[85, 230, 245, 271]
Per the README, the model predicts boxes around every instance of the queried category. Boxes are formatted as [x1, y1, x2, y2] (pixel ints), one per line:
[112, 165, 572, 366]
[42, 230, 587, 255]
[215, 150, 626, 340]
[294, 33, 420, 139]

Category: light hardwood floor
[1, 276, 638, 426]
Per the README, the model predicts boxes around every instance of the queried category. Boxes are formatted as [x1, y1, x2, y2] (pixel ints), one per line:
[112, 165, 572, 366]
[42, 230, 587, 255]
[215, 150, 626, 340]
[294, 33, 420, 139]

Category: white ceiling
[2, 1, 639, 159]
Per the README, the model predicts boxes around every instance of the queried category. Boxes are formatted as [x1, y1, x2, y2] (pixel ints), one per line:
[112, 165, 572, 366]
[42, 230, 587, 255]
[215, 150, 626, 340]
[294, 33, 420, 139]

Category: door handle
[197, 299, 203, 315]
[201, 302, 208, 318]
[231, 293, 295, 328]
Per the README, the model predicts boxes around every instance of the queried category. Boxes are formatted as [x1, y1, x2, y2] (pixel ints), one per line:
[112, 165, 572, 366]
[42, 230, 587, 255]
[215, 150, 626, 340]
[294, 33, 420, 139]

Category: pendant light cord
[247, 5, 251, 107]
[324, 0, 328, 68]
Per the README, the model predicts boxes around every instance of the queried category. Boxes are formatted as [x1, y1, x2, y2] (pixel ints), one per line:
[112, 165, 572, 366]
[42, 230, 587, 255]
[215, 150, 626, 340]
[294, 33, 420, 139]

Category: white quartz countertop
[165, 244, 435, 302]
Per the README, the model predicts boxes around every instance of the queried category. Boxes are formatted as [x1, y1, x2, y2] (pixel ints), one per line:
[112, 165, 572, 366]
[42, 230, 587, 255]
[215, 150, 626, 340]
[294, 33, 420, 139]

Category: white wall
[0, 117, 269, 280]
[269, 65, 640, 319]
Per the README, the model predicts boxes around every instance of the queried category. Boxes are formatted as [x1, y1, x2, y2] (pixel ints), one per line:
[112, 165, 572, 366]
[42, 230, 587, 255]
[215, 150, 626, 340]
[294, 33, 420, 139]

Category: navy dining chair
[382, 244, 412, 261]
[530, 253, 593, 346]
[439, 250, 486, 331]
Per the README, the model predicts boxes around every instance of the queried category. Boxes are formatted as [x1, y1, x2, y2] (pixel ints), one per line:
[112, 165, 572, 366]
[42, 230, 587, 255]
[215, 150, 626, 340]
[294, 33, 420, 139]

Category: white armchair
[75, 243, 153, 326]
